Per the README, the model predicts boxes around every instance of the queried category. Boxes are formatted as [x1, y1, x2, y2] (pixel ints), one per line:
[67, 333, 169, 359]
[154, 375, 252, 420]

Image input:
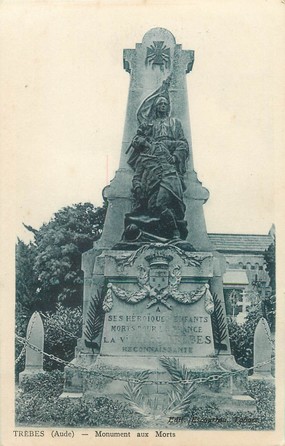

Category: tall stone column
[98, 27, 212, 251]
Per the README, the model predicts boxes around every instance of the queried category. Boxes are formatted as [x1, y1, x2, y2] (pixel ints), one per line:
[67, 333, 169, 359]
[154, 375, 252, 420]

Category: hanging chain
[15, 334, 275, 386]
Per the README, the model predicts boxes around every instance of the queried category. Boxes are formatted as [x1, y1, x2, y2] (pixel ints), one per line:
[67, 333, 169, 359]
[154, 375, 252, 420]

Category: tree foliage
[263, 241, 276, 331]
[16, 239, 40, 314]
[15, 202, 105, 375]
[19, 202, 106, 311]
[43, 304, 83, 371]
[264, 241, 275, 292]
[228, 307, 261, 369]
[228, 239, 276, 368]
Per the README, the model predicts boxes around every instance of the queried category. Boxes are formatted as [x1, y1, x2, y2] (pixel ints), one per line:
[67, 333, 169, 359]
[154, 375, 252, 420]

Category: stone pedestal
[63, 245, 253, 413]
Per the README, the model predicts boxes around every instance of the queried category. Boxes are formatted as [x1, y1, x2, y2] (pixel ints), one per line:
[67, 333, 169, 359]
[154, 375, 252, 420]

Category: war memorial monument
[61, 28, 257, 418]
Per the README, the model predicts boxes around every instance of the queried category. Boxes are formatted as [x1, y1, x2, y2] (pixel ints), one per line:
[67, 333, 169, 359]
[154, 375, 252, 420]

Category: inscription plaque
[100, 292, 214, 357]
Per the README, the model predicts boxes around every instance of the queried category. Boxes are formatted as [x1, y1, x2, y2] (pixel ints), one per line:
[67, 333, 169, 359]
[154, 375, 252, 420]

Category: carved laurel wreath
[102, 265, 214, 313]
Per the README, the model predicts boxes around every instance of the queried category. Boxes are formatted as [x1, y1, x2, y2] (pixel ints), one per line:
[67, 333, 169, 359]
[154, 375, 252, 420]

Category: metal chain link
[15, 334, 275, 385]
[21, 316, 275, 383]
[15, 312, 38, 365]
[41, 312, 274, 356]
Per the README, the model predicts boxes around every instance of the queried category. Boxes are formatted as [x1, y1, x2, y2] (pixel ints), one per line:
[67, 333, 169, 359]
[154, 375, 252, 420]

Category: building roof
[208, 233, 273, 254]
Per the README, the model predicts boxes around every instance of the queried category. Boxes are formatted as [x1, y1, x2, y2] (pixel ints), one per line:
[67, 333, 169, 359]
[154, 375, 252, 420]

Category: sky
[1, 0, 284, 243]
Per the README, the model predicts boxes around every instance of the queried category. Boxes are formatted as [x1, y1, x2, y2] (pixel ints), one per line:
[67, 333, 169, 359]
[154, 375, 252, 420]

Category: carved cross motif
[145, 41, 171, 70]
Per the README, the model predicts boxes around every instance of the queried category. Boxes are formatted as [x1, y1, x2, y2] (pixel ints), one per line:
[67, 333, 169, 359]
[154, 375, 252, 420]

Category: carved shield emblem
[149, 267, 169, 291]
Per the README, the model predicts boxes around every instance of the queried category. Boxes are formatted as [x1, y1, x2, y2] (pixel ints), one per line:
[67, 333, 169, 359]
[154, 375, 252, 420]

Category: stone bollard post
[249, 317, 274, 381]
[19, 311, 45, 384]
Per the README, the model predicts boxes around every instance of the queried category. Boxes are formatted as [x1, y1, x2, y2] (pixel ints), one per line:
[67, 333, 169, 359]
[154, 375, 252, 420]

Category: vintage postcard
[1, 1, 284, 445]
